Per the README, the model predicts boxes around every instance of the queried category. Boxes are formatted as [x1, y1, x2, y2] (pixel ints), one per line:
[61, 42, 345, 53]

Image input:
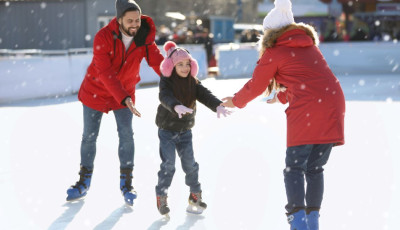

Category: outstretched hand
[216, 105, 232, 118]
[125, 97, 141, 117]
[267, 87, 287, 104]
[221, 97, 236, 108]
[267, 93, 278, 104]
[174, 105, 193, 119]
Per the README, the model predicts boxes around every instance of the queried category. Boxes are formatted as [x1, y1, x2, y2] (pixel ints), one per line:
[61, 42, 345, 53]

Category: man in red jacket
[222, 0, 345, 229]
[66, 0, 164, 206]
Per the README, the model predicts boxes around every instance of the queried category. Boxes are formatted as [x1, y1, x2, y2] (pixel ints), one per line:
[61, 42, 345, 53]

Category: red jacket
[78, 15, 164, 113]
[233, 25, 345, 147]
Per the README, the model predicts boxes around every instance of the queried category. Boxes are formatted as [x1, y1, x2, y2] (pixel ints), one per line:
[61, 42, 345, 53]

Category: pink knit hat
[160, 41, 199, 77]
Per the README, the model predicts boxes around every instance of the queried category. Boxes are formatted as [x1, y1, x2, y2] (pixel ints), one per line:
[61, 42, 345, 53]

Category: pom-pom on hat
[262, 0, 294, 30]
[160, 41, 199, 77]
[115, 0, 141, 19]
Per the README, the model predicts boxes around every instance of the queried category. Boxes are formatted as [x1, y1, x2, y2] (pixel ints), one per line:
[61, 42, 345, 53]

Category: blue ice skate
[287, 209, 310, 230]
[306, 210, 320, 230]
[66, 166, 92, 201]
[120, 169, 137, 206]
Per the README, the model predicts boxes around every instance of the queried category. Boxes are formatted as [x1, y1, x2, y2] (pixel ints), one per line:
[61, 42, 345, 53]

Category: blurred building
[0, 0, 111, 49]
[259, 0, 400, 42]
[0, 0, 262, 50]
[2, 0, 397, 50]
[318, 0, 400, 41]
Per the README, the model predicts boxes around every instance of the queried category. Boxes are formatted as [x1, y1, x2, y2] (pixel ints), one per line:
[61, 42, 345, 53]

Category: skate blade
[124, 197, 136, 206]
[186, 205, 204, 214]
[124, 193, 137, 206]
[164, 214, 170, 220]
[66, 193, 87, 202]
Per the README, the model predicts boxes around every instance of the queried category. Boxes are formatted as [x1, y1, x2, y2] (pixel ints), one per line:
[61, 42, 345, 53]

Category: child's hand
[216, 105, 232, 118]
[267, 93, 278, 104]
[174, 105, 193, 118]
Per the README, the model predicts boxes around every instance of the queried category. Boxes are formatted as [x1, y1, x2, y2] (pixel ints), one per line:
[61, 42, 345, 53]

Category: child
[222, 0, 345, 229]
[155, 41, 230, 216]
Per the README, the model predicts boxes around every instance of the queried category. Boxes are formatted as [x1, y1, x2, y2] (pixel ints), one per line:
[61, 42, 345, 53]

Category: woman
[222, 0, 345, 229]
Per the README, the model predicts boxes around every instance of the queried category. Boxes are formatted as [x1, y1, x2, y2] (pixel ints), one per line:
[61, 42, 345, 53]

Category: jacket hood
[260, 23, 319, 50]
[108, 14, 157, 45]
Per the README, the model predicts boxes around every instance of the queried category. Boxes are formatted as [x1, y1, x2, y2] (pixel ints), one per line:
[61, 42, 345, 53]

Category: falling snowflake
[374, 20, 380, 26]
[0, 38, 2, 44]
[386, 97, 393, 103]
[5, 1, 10, 7]
[392, 64, 398, 72]
[40, 2, 46, 9]
[85, 34, 91, 41]
[333, 49, 340, 56]
[358, 79, 365, 86]
[383, 34, 391, 42]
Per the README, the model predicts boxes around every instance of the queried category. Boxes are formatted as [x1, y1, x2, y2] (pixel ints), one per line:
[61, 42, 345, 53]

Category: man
[66, 0, 164, 206]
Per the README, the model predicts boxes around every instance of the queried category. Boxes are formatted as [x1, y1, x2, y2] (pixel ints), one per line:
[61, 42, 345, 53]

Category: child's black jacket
[155, 76, 222, 132]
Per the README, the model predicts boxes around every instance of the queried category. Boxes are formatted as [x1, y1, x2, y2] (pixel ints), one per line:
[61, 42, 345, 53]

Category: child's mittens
[174, 105, 193, 118]
[216, 105, 232, 118]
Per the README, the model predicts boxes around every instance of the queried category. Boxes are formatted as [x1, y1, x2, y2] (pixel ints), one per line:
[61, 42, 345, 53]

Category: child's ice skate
[186, 192, 207, 214]
[157, 195, 170, 219]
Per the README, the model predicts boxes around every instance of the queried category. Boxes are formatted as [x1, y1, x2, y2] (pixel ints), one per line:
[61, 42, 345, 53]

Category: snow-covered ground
[1, 73, 400, 230]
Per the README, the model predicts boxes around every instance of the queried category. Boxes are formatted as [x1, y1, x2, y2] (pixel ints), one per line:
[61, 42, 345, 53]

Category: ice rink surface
[1, 75, 400, 229]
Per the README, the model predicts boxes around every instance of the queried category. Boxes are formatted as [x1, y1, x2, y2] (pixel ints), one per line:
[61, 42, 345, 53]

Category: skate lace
[191, 192, 201, 202]
[157, 196, 168, 207]
[71, 173, 91, 193]
[120, 174, 133, 192]
[287, 215, 294, 223]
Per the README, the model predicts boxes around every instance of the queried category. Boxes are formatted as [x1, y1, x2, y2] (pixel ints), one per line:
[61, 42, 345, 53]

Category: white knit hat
[262, 0, 295, 30]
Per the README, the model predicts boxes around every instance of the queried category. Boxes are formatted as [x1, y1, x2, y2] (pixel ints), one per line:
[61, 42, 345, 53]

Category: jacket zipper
[118, 39, 145, 72]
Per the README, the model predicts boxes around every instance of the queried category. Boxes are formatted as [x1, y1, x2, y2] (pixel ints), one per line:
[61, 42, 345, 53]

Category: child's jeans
[155, 128, 201, 196]
[284, 143, 333, 213]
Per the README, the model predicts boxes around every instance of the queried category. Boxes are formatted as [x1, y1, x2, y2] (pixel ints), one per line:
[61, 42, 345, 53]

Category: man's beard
[121, 22, 138, 37]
